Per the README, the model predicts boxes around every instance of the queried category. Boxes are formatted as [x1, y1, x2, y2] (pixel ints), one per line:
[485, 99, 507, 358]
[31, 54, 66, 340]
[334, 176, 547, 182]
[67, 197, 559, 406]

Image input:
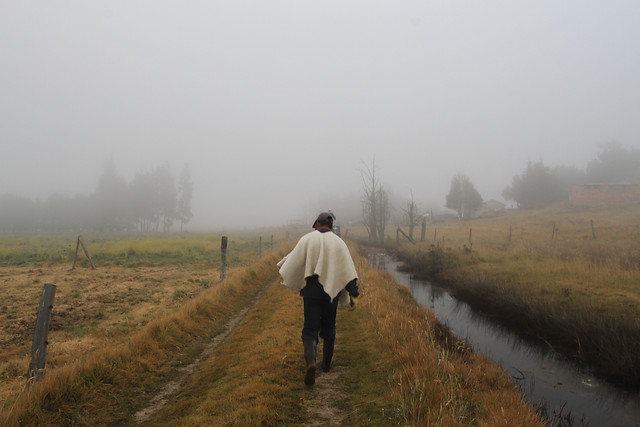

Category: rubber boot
[303, 339, 316, 386]
[322, 339, 335, 372]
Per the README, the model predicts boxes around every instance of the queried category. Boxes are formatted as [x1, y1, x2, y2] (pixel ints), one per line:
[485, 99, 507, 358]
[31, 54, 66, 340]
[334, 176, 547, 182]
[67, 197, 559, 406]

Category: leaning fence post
[468, 228, 473, 243]
[72, 237, 80, 269]
[220, 236, 228, 280]
[27, 283, 56, 387]
[72, 235, 96, 270]
[590, 219, 596, 240]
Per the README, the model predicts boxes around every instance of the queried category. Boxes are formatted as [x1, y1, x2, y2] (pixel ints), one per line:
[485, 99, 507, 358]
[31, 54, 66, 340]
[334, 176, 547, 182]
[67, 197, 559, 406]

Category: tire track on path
[134, 287, 267, 425]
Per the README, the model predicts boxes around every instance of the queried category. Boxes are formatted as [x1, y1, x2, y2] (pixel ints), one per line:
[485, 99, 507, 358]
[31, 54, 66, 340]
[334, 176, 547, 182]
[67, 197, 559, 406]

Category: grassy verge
[388, 204, 640, 387]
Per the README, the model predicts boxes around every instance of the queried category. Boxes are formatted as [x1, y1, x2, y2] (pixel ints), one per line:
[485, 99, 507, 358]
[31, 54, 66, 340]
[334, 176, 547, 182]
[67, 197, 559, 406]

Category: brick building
[570, 183, 640, 206]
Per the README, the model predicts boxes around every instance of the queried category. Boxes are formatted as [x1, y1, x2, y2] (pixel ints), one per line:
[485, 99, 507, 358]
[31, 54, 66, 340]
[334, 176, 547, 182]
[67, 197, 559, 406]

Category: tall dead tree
[361, 158, 389, 245]
[402, 190, 420, 240]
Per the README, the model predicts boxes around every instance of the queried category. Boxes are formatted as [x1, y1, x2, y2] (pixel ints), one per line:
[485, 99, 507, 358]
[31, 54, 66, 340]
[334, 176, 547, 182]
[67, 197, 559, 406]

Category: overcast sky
[2, 1, 639, 228]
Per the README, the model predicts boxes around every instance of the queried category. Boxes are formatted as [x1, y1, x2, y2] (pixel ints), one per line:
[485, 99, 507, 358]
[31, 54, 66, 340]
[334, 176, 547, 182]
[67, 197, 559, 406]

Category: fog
[2, 1, 640, 229]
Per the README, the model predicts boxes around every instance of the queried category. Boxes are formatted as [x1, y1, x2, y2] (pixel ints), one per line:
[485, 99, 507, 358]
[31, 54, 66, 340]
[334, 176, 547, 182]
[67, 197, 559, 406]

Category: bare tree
[361, 158, 389, 244]
[402, 190, 420, 240]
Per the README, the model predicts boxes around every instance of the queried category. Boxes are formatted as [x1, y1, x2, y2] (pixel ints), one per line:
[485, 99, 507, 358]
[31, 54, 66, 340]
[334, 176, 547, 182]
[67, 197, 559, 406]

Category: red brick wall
[571, 184, 640, 206]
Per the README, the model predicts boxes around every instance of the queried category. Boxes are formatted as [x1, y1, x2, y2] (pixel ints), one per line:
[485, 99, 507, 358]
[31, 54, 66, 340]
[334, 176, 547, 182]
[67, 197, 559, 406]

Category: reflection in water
[369, 252, 640, 427]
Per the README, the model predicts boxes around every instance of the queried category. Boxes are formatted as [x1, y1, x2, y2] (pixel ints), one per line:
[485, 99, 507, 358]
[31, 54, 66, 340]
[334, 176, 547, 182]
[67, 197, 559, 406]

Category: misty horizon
[2, 2, 639, 229]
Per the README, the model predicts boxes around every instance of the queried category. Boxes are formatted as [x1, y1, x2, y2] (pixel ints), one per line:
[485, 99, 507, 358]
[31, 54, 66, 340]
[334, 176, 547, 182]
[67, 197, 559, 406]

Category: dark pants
[302, 297, 339, 344]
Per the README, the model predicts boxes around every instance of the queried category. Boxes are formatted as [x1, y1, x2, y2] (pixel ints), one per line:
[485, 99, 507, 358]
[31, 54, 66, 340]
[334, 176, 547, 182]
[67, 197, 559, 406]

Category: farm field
[384, 203, 640, 386]
[0, 232, 542, 425]
[0, 232, 288, 413]
[0, 263, 223, 405]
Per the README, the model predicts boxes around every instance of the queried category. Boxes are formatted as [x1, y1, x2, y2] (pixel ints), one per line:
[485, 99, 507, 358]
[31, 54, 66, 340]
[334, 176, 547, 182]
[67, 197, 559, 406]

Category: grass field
[0, 232, 285, 415]
[0, 232, 543, 425]
[0, 232, 289, 266]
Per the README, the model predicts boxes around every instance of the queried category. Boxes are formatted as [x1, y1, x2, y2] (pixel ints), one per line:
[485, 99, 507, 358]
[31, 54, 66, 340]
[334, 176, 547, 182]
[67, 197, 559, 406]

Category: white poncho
[277, 230, 358, 306]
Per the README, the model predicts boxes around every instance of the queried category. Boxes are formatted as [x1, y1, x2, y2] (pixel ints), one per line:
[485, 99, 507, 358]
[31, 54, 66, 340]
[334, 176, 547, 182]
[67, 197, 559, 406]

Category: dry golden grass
[145, 245, 542, 426]
[1, 234, 545, 425]
[352, 247, 543, 426]
[142, 247, 396, 425]
[0, 253, 281, 426]
[386, 203, 640, 385]
[145, 272, 307, 426]
[0, 262, 225, 407]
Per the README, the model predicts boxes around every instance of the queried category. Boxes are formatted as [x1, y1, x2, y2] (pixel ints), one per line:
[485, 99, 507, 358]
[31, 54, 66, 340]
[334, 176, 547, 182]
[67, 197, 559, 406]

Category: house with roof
[476, 199, 506, 217]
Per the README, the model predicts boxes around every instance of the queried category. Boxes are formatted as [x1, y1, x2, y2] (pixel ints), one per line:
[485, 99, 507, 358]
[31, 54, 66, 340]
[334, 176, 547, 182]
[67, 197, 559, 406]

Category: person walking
[277, 212, 359, 386]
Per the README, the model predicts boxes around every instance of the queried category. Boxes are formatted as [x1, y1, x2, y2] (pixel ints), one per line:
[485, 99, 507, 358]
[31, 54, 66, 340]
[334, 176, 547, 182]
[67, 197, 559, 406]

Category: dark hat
[312, 211, 336, 228]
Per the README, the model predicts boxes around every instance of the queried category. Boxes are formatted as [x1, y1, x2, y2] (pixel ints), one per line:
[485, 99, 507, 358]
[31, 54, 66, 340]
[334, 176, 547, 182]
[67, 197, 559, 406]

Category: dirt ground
[301, 365, 348, 427]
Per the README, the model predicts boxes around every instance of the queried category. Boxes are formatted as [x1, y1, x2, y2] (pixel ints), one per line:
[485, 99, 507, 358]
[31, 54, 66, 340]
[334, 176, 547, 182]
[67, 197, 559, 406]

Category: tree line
[502, 142, 640, 209]
[0, 161, 193, 233]
[447, 142, 640, 217]
[363, 142, 640, 243]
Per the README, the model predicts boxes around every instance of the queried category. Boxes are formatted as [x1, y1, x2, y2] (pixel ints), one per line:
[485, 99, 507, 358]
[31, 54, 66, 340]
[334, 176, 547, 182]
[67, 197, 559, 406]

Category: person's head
[312, 211, 335, 230]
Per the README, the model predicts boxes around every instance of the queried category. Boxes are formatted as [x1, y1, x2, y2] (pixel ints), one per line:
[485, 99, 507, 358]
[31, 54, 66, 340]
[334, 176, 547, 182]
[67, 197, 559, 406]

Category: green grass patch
[0, 232, 270, 267]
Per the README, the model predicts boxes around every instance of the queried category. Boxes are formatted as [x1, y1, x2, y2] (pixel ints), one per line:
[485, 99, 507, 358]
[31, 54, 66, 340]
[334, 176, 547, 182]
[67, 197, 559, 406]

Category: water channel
[369, 252, 640, 426]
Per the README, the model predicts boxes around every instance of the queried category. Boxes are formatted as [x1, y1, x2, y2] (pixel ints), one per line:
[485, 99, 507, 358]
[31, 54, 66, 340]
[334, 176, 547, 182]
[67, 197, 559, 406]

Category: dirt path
[134, 289, 266, 425]
[301, 359, 349, 426]
[134, 278, 349, 426]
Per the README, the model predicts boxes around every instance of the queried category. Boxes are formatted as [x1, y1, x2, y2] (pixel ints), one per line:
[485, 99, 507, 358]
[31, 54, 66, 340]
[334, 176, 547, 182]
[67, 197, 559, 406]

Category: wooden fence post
[591, 219, 596, 240]
[509, 225, 512, 242]
[433, 228, 437, 243]
[220, 236, 228, 280]
[72, 237, 80, 269]
[468, 228, 473, 243]
[72, 235, 96, 270]
[421, 217, 426, 242]
[259, 236, 262, 257]
[551, 223, 556, 240]
[27, 283, 56, 387]
[397, 227, 415, 244]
